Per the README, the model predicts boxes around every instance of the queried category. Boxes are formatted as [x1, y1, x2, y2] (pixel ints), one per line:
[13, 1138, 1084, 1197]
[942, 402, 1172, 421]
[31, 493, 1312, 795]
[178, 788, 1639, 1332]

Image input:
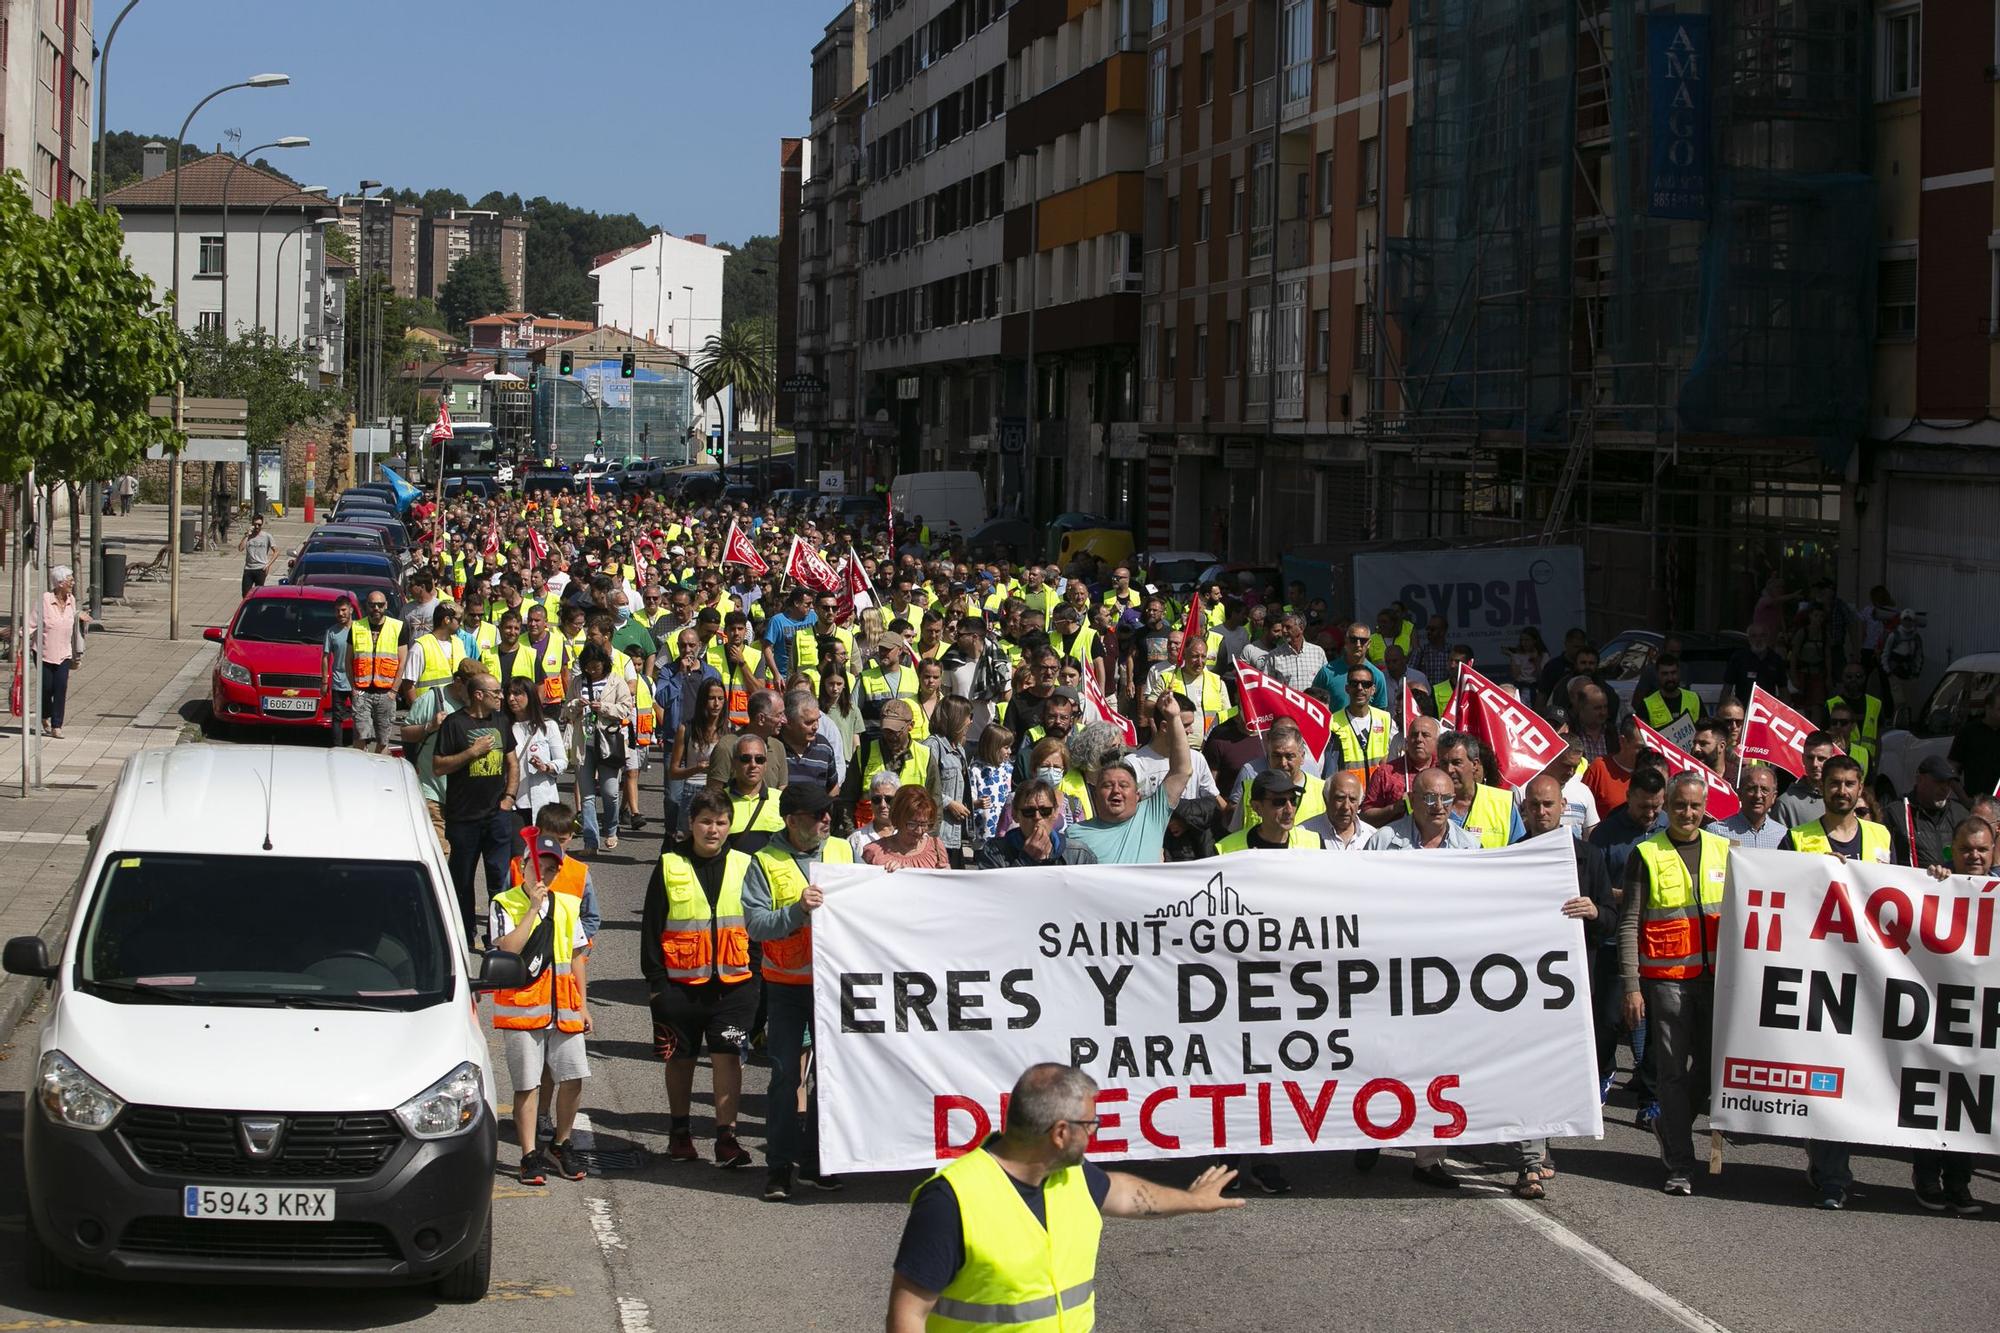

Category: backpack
[1884, 623, 1925, 680]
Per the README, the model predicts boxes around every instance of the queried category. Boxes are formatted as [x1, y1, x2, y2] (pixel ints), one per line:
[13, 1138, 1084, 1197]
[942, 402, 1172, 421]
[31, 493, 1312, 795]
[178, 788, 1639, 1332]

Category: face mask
[614, 605, 634, 623]
[1035, 766, 1064, 787]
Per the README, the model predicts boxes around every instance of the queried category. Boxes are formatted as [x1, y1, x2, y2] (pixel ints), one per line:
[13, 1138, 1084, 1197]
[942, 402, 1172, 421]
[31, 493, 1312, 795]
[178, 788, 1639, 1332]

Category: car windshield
[78, 855, 453, 1010]
[1920, 670, 2000, 738]
[233, 599, 345, 644]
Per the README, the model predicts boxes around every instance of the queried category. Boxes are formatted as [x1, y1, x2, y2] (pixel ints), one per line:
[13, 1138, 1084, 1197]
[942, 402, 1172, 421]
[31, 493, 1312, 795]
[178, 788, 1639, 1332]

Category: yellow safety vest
[350, 618, 403, 691]
[730, 788, 784, 839]
[1327, 706, 1393, 780]
[1455, 783, 1515, 849]
[1825, 694, 1884, 747]
[861, 737, 931, 792]
[917, 1147, 1100, 1333]
[1633, 831, 1729, 981]
[1217, 826, 1324, 853]
[482, 641, 537, 684]
[1789, 817, 1893, 864]
[632, 674, 659, 746]
[1365, 621, 1415, 666]
[1052, 626, 1099, 667]
[861, 662, 918, 705]
[751, 838, 855, 985]
[1641, 690, 1698, 732]
[535, 635, 571, 706]
[412, 632, 465, 692]
[489, 887, 586, 1032]
[655, 850, 753, 985]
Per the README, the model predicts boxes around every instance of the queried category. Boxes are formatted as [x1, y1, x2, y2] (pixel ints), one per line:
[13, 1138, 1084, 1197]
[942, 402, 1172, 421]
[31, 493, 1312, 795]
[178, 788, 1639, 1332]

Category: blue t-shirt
[1066, 783, 1175, 865]
[764, 609, 820, 678]
[1314, 658, 1389, 711]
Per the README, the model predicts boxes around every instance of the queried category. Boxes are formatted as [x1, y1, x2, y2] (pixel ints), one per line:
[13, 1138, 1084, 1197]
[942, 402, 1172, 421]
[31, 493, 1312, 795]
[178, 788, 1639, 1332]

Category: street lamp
[255, 185, 327, 331]
[219, 136, 309, 333]
[168, 72, 291, 643]
[351, 180, 382, 427]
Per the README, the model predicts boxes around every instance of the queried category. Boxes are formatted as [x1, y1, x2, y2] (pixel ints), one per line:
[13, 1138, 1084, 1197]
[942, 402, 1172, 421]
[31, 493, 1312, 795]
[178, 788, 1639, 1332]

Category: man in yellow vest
[1619, 772, 1729, 1198]
[349, 590, 404, 754]
[744, 784, 852, 1202]
[1217, 771, 1325, 852]
[1823, 705, 1875, 782]
[1155, 632, 1234, 745]
[482, 610, 538, 686]
[1825, 662, 1887, 749]
[887, 1063, 1241, 1332]
[1328, 665, 1395, 789]
[1437, 731, 1523, 848]
[1637, 653, 1700, 750]
[490, 839, 592, 1186]
[1364, 605, 1415, 667]
[402, 602, 468, 705]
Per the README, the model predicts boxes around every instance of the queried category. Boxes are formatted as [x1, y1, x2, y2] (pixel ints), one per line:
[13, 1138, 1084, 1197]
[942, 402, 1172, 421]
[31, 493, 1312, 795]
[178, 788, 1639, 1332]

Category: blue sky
[106, 0, 834, 243]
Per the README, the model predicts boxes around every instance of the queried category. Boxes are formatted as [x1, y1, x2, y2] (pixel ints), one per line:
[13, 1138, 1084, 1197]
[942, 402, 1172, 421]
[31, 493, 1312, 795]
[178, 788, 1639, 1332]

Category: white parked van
[4, 746, 525, 1299]
[889, 470, 986, 539]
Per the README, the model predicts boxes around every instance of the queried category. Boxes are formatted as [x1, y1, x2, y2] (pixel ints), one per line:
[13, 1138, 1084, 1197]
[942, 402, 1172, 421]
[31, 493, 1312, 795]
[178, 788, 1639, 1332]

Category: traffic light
[620, 352, 636, 379]
[559, 351, 574, 376]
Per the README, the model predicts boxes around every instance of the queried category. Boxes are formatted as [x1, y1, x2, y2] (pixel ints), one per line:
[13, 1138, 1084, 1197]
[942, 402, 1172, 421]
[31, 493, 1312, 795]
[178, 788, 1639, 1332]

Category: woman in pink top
[860, 785, 950, 870]
[35, 565, 89, 738]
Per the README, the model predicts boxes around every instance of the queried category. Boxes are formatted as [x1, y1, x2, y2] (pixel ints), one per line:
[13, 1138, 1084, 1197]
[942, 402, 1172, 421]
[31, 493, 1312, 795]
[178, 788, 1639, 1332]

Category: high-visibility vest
[1365, 620, 1415, 666]
[1433, 681, 1454, 718]
[752, 837, 854, 984]
[1059, 769, 1094, 821]
[632, 674, 659, 746]
[534, 635, 570, 706]
[1328, 706, 1393, 780]
[1017, 585, 1060, 623]
[412, 632, 465, 692]
[792, 621, 821, 677]
[917, 1146, 1100, 1333]
[1633, 831, 1729, 981]
[1240, 772, 1326, 834]
[1641, 690, 1698, 732]
[910, 700, 935, 742]
[350, 618, 403, 690]
[707, 641, 765, 724]
[1101, 586, 1141, 612]
[730, 787, 784, 845]
[1825, 694, 1884, 746]
[1205, 601, 1225, 629]
[1847, 738, 1875, 782]
[860, 663, 917, 707]
[1052, 626, 1099, 667]
[1217, 826, 1324, 853]
[1455, 783, 1515, 848]
[483, 641, 537, 685]
[1789, 817, 1893, 864]
[489, 887, 586, 1032]
[860, 737, 931, 792]
[655, 850, 753, 985]
[1160, 667, 1236, 731]
[471, 619, 499, 657]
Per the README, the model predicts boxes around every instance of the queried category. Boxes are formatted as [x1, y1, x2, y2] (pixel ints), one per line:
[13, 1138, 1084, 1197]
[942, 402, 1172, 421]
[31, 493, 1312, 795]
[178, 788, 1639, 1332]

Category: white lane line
[571, 1108, 595, 1151]
[616, 1296, 657, 1333]
[0, 831, 90, 846]
[584, 1196, 626, 1254]
[1493, 1197, 1735, 1333]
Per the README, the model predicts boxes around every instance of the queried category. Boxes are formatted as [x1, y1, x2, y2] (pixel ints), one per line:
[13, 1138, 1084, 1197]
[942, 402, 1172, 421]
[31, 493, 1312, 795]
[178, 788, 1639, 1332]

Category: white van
[890, 470, 987, 539]
[4, 746, 525, 1300]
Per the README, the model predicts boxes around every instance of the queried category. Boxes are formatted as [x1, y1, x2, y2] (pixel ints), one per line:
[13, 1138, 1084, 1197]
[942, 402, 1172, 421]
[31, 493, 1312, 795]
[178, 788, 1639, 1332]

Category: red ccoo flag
[1181, 588, 1205, 651]
[526, 528, 548, 571]
[1741, 685, 1831, 777]
[834, 550, 875, 623]
[430, 400, 454, 443]
[720, 519, 770, 575]
[1233, 662, 1335, 768]
[1401, 668, 1425, 736]
[1081, 658, 1137, 745]
[784, 536, 842, 593]
[1454, 662, 1565, 789]
[1631, 715, 1742, 820]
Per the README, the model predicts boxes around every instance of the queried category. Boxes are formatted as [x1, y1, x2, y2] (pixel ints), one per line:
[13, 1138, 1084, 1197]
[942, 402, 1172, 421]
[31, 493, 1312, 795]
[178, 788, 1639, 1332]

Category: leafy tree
[693, 319, 776, 436]
[0, 172, 182, 484]
[721, 235, 780, 328]
[322, 223, 355, 264]
[180, 326, 340, 445]
[438, 254, 509, 333]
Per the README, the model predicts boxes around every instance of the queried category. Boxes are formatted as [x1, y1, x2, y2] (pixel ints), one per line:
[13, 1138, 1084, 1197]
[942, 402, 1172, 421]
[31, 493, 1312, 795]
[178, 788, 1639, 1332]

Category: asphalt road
[0, 707, 1990, 1331]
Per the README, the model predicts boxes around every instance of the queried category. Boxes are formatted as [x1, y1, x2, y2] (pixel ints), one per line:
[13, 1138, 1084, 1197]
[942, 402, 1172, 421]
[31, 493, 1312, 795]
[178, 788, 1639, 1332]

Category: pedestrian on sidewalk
[34, 566, 89, 739]
[431, 669, 518, 945]
[238, 515, 276, 597]
[116, 472, 137, 517]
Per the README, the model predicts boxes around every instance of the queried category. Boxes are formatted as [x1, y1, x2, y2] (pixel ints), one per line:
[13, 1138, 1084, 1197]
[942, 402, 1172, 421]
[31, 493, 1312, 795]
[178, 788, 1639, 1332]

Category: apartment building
[335, 196, 422, 299]
[1859, 0, 2000, 691]
[0, 0, 92, 213]
[422, 208, 530, 309]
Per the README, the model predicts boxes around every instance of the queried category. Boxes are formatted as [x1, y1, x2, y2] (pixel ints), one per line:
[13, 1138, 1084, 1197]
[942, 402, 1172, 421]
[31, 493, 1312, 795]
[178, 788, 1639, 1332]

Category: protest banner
[811, 834, 1603, 1173]
[1710, 848, 2000, 1155]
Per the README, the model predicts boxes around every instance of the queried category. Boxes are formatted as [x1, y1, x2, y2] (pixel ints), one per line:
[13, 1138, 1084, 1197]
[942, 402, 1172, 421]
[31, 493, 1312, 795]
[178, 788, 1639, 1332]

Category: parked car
[284, 550, 397, 585]
[3, 745, 523, 1298]
[1596, 629, 1746, 713]
[1143, 551, 1219, 597]
[330, 515, 413, 565]
[203, 586, 350, 738]
[769, 488, 818, 512]
[1877, 652, 2000, 794]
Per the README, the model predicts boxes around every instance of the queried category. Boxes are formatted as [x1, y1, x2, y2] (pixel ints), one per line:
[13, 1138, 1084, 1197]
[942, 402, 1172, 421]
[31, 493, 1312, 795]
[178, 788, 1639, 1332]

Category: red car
[204, 585, 354, 738]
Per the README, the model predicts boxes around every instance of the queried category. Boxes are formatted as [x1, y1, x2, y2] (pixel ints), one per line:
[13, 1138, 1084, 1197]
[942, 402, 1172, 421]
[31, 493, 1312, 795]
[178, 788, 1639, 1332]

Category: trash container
[179, 515, 199, 554]
[101, 550, 126, 600]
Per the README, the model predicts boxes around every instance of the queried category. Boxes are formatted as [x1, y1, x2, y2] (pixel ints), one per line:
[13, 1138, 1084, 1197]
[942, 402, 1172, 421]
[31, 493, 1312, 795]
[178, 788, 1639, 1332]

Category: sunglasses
[1348, 634, 1371, 644]
[366, 602, 387, 610]
[737, 754, 768, 765]
[1018, 805, 1056, 818]
[1257, 793, 1303, 807]
[1417, 793, 1453, 808]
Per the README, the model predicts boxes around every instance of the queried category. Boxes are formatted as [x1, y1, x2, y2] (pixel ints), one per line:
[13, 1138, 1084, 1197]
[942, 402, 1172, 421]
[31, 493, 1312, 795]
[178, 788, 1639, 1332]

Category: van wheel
[22, 1217, 72, 1291]
[432, 1214, 491, 1303]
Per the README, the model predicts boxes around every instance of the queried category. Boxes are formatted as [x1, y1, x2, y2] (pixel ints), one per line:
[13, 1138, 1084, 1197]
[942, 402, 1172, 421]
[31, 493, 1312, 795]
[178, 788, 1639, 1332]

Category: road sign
[819, 469, 845, 494]
[783, 374, 826, 396]
[147, 395, 248, 438]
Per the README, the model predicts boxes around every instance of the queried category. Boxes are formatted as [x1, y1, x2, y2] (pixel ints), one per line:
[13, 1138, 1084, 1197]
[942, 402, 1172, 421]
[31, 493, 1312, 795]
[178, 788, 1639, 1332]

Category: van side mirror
[201, 626, 225, 644]
[4, 936, 55, 979]
[473, 951, 526, 992]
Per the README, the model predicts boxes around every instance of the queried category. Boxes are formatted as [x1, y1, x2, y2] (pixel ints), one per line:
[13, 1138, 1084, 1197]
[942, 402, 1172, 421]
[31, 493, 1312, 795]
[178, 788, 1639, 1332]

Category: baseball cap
[780, 785, 835, 818]
[696, 607, 721, 624]
[876, 631, 910, 655]
[1916, 755, 1957, 781]
[520, 831, 566, 866]
[879, 699, 915, 731]
[1050, 685, 1082, 705]
[1250, 769, 1304, 801]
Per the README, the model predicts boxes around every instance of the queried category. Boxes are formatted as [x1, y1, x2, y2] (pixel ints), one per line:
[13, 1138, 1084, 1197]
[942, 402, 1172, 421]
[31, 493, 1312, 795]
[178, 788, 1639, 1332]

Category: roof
[103, 746, 431, 862]
[102, 152, 335, 212]
[323, 251, 355, 274]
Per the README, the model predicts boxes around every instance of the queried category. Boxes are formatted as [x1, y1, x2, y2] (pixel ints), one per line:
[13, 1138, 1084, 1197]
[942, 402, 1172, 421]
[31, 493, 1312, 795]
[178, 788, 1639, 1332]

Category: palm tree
[692, 318, 775, 443]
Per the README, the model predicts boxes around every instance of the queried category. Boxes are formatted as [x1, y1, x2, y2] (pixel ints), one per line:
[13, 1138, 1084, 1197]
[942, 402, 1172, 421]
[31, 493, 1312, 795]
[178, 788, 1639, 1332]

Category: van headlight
[38, 1051, 125, 1131]
[394, 1062, 484, 1139]
[219, 659, 252, 686]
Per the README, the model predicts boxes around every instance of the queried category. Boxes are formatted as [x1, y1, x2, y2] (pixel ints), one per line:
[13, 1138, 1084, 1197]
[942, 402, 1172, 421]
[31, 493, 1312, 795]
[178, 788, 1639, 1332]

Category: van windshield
[78, 855, 454, 1011]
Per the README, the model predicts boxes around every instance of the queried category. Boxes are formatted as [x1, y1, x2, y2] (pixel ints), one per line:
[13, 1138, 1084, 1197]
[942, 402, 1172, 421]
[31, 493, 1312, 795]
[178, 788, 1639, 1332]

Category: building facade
[465, 311, 593, 351]
[336, 195, 422, 299]
[0, 0, 92, 214]
[422, 208, 530, 308]
[588, 230, 727, 358]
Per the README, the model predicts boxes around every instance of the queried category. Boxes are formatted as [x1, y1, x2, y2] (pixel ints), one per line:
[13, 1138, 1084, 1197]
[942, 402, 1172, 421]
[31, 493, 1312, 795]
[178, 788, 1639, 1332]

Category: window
[1164, 327, 1178, 378]
[1878, 6, 1920, 99]
[1194, 323, 1209, 376]
[197, 310, 223, 333]
[1322, 1, 1338, 58]
[1233, 35, 1248, 90]
[1169, 64, 1183, 115]
[1197, 187, 1212, 241]
[1359, 137, 1380, 204]
[1313, 308, 1331, 371]
[197, 235, 225, 275]
[1363, 3, 1382, 43]
[1354, 305, 1375, 367]
[1200, 52, 1215, 103]
[1230, 176, 1245, 233]
[1151, 0, 1169, 32]
[1878, 255, 1917, 338]
[1281, 0, 1312, 107]
[1149, 47, 1168, 155]
[1166, 194, 1181, 246]
[1225, 319, 1242, 374]
[1316, 150, 1334, 213]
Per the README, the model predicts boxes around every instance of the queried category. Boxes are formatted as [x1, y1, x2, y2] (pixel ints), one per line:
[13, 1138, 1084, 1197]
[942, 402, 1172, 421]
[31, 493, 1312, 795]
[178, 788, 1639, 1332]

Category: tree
[693, 319, 776, 437]
[0, 171, 182, 485]
[721, 235, 780, 328]
[438, 254, 509, 333]
[180, 327, 340, 446]
[322, 223, 355, 264]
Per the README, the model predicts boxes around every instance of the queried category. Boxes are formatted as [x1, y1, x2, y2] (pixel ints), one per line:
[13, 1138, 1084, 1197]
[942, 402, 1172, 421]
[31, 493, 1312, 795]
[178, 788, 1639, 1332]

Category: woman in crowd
[925, 695, 974, 867]
[567, 644, 633, 852]
[816, 654, 862, 759]
[861, 784, 950, 870]
[850, 769, 901, 858]
[669, 677, 730, 829]
[911, 659, 946, 740]
[504, 678, 567, 825]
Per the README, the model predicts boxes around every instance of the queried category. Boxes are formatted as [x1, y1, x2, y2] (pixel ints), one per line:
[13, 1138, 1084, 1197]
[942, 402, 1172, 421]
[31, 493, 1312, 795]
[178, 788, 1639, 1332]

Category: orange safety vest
[350, 618, 403, 691]
[509, 849, 589, 906]
[655, 850, 753, 986]
[489, 886, 586, 1032]
[534, 634, 569, 706]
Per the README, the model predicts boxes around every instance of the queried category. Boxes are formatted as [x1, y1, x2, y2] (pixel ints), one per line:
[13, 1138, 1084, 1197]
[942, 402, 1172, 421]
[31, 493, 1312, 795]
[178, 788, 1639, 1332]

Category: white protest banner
[1353, 547, 1585, 669]
[811, 834, 1603, 1174]
[1710, 849, 2000, 1154]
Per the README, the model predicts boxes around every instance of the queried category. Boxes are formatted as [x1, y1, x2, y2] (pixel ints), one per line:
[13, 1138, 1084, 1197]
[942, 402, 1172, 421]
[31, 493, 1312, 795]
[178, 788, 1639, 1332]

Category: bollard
[304, 440, 317, 523]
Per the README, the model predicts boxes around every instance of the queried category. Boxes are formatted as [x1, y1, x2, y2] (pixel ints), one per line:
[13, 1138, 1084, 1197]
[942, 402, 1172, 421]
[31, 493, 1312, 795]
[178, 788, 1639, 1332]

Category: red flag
[527, 529, 549, 568]
[481, 520, 499, 560]
[833, 552, 868, 625]
[1181, 588, 1204, 650]
[784, 537, 842, 593]
[585, 477, 598, 511]
[1741, 685, 1828, 777]
[1631, 715, 1743, 820]
[1401, 669, 1424, 736]
[1441, 660, 1466, 731]
[1232, 662, 1335, 767]
[1081, 663, 1138, 745]
[720, 520, 769, 575]
[430, 400, 454, 443]
[1454, 663, 1564, 788]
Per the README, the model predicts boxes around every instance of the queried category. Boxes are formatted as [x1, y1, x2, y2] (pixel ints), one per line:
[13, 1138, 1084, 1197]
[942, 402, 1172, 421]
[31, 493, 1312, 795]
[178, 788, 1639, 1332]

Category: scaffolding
[1371, 0, 1873, 630]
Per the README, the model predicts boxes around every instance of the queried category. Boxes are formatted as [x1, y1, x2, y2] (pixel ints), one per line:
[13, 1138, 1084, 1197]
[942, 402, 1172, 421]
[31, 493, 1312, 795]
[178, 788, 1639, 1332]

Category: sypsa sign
[1354, 547, 1585, 668]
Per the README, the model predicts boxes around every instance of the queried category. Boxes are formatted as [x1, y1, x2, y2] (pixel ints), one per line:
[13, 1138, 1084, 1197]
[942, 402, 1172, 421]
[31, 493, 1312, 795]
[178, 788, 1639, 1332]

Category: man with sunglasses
[1217, 771, 1324, 852]
[1312, 620, 1389, 711]
[349, 592, 403, 753]
[975, 780, 1101, 868]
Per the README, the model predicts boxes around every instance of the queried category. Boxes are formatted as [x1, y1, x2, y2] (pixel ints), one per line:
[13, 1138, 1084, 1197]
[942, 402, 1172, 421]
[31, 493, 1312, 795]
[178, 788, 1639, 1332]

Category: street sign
[145, 438, 246, 462]
[819, 469, 845, 494]
[147, 395, 248, 438]
[998, 416, 1027, 454]
[783, 374, 826, 396]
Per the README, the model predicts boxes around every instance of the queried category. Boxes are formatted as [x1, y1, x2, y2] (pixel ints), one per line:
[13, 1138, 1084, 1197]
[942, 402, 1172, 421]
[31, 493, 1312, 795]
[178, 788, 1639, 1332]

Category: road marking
[616, 1296, 656, 1333]
[1493, 1197, 1735, 1333]
[584, 1196, 626, 1254]
[0, 833, 89, 847]
[491, 1187, 545, 1200]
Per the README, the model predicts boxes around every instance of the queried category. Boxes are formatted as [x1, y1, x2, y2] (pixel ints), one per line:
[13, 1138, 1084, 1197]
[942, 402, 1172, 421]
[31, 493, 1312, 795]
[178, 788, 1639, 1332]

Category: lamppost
[255, 184, 327, 331]
[349, 180, 381, 428]
[169, 73, 291, 642]
[219, 136, 309, 334]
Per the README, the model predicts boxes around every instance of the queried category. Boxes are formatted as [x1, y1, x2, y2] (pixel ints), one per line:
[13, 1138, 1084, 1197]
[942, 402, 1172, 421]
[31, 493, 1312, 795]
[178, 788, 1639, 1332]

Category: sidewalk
[0, 502, 314, 955]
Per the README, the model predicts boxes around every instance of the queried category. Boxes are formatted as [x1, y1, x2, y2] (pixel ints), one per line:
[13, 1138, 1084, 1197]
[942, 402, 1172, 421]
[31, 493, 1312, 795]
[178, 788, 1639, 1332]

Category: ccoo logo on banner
[1711, 848, 2000, 1154]
[809, 834, 1603, 1173]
